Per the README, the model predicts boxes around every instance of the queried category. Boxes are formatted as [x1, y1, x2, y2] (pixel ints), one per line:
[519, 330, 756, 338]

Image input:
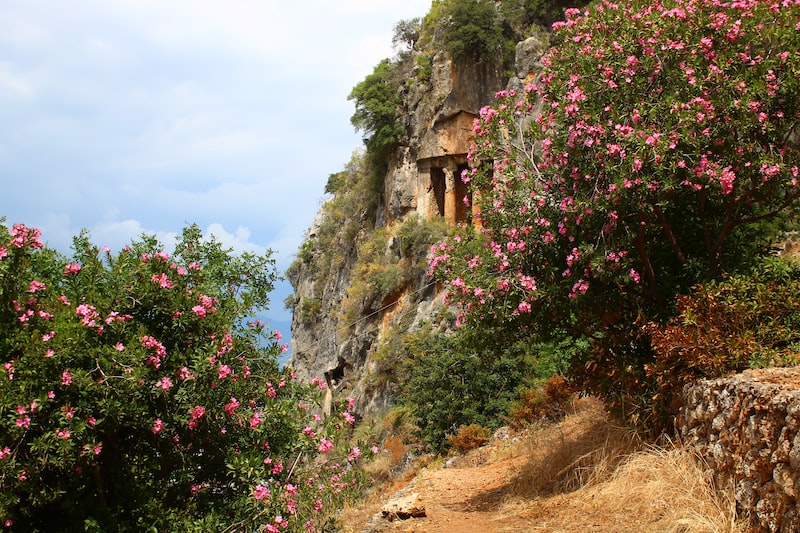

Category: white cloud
[205, 223, 266, 255]
[0, 0, 432, 275]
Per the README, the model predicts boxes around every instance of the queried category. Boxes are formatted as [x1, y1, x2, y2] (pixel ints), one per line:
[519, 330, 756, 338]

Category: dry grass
[506, 396, 642, 497]
[341, 396, 744, 532]
[503, 397, 743, 532]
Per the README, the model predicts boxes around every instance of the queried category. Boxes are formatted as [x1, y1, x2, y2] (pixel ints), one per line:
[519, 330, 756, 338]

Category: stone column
[443, 164, 458, 224]
[416, 162, 434, 220]
[472, 190, 482, 230]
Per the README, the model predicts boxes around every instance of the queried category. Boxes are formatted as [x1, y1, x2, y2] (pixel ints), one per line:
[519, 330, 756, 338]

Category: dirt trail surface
[352, 450, 536, 533]
[341, 397, 742, 533]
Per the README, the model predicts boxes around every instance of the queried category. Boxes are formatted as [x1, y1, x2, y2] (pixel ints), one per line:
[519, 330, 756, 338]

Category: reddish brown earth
[346, 450, 536, 533]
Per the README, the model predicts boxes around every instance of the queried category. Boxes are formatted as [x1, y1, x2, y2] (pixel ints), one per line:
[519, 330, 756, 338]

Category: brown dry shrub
[507, 374, 574, 428]
[509, 396, 641, 496]
[446, 423, 492, 452]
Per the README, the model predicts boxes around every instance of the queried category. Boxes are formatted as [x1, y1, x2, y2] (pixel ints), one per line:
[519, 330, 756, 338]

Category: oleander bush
[430, 0, 800, 425]
[0, 221, 371, 532]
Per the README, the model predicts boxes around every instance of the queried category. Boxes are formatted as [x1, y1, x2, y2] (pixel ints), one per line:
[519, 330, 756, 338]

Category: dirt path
[346, 444, 537, 533]
[342, 397, 741, 533]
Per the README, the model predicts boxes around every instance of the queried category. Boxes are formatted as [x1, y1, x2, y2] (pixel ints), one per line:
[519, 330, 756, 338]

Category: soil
[349, 451, 535, 533]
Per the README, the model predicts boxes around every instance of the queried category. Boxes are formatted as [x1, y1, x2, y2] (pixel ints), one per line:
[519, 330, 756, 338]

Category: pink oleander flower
[0, 447, 11, 459]
[191, 305, 206, 318]
[156, 377, 173, 391]
[188, 406, 205, 429]
[224, 397, 240, 415]
[249, 412, 263, 429]
[152, 419, 165, 434]
[56, 429, 70, 440]
[63, 263, 81, 275]
[318, 438, 334, 454]
[150, 273, 173, 289]
[61, 370, 73, 386]
[113, 343, 124, 352]
[29, 280, 46, 293]
[217, 364, 232, 380]
[253, 484, 270, 501]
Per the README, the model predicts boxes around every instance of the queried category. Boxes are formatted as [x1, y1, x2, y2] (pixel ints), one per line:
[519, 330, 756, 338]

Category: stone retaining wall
[679, 367, 800, 532]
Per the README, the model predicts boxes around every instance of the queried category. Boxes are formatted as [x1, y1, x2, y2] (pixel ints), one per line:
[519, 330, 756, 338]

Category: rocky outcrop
[679, 367, 800, 532]
[287, 14, 548, 416]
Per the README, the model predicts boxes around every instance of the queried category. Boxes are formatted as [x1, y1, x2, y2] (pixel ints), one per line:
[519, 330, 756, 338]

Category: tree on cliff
[348, 59, 404, 181]
[430, 0, 800, 421]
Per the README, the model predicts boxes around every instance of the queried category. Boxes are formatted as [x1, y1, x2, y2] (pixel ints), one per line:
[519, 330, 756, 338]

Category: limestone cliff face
[287, 35, 546, 415]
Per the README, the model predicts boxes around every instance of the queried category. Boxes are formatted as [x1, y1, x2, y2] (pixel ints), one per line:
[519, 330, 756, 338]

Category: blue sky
[0, 0, 432, 347]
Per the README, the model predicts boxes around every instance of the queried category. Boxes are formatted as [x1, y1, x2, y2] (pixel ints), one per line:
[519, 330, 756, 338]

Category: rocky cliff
[286, 11, 547, 415]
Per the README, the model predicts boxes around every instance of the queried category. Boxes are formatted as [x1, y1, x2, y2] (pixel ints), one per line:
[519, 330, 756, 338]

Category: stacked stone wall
[680, 367, 800, 532]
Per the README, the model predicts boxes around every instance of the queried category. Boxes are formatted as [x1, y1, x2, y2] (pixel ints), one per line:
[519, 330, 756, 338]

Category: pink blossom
[629, 269, 641, 284]
[318, 438, 334, 454]
[191, 305, 206, 318]
[150, 273, 173, 289]
[224, 397, 240, 415]
[217, 364, 232, 380]
[152, 418, 165, 434]
[188, 406, 205, 429]
[253, 484, 270, 501]
[0, 447, 11, 460]
[56, 429, 71, 440]
[63, 263, 81, 275]
[155, 377, 173, 391]
[16, 416, 30, 428]
[114, 343, 124, 352]
[29, 280, 46, 293]
[61, 370, 73, 386]
[249, 412, 263, 429]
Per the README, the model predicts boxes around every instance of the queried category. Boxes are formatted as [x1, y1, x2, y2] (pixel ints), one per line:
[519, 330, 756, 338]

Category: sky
[0, 0, 432, 349]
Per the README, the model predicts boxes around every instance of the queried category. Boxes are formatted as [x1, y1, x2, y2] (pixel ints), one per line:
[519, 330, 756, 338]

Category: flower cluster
[430, 0, 800, 412]
[0, 222, 373, 532]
